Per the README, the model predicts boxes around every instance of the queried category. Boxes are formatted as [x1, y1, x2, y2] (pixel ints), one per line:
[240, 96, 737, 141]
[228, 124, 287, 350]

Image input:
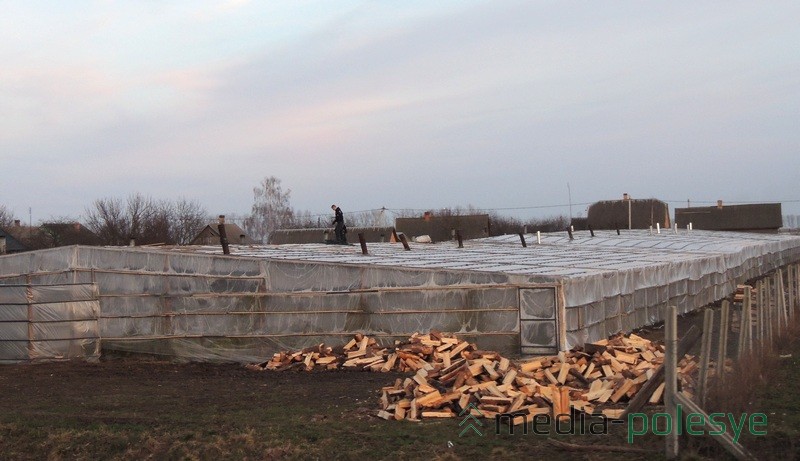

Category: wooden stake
[766, 277, 774, 346]
[358, 233, 368, 255]
[664, 305, 679, 459]
[737, 294, 747, 361]
[756, 280, 764, 345]
[717, 301, 730, 384]
[786, 265, 797, 322]
[778, 269, 789, 331]
[697, 308, 714, 407]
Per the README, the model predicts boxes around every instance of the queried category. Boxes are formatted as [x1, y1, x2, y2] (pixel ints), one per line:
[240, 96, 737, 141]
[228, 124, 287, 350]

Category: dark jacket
[332, 207, 344, 225]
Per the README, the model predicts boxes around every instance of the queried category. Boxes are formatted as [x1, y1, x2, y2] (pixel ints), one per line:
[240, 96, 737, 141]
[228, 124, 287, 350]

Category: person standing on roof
[331, 204, 347, 244]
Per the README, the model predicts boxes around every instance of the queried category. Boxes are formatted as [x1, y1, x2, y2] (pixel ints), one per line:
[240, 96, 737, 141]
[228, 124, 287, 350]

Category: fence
[661, 262, 800, 460]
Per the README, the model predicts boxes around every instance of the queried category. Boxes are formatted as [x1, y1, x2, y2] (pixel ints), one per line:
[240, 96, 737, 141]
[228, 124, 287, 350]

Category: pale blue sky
[2, 1, 799, 223]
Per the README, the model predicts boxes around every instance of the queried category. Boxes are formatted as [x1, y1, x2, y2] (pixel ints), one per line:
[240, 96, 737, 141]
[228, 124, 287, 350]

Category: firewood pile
[246, 331, 700, 424]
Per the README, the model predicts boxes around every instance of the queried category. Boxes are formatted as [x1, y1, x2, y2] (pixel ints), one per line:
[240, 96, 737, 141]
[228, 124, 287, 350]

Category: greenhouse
[1, 229, 799, 363]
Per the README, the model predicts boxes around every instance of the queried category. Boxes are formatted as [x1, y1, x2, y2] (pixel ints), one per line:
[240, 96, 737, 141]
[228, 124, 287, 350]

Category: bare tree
[86, 194, 211, 246]
[140, 199, 173, 245]
[85, 197, 128, 245]
[172, 198, 209, 245]
[0, 205, 14, 228]
[244, 176, 295, 243]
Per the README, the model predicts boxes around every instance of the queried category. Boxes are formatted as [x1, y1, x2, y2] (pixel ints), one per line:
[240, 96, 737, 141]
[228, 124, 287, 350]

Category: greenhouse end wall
[0, 246, 547, 362]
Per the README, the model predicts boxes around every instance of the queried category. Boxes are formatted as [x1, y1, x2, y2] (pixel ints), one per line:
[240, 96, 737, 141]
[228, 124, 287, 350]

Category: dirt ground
[1, 311, 798, 461]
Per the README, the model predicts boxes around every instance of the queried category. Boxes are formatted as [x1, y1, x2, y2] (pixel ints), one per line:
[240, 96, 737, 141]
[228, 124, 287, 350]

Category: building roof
[189, 223, 257, 245]
[177, 228, 800, 281]
[0, 228, 29, 253]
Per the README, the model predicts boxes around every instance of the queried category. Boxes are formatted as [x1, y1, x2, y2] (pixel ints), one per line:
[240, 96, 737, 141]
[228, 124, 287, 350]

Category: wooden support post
[756, 280, 764, 345]
[26, 282, 34, 361]
[766, 277, 774, 347]
[358, 233, 368, 255]
[456, 230, 463, 248]
[673, 393, 756, 460]
[778, 269, 788, 334]
[737, 294, 747, 360]
[795, 263, 800, 319]
[744, 286, 752, 354]
[786, 264, 795, 323]
[567, 227, 573, 240]
[697, 308, 714, 407]
[518, 232, 526, 248]
[398, 233, 411, 251]
[588, 225, 594, 237]
[717, 301, 730, 383]
[664, 305, 679, 459]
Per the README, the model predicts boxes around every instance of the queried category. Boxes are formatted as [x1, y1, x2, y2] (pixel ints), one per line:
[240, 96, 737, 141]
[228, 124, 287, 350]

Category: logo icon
[458, 403, 484, 437]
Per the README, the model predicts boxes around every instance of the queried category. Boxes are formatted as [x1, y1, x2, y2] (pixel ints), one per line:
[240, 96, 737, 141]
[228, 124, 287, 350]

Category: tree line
[0, 175, 572, 248]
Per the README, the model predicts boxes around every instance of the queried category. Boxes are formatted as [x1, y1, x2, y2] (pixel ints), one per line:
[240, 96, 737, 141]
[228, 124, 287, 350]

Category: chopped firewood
[519, 359, 543, 373]
[610, 379, 635, 403]
[421, 410, 454, 418]
[249, 330, 701, 423]
[649, 382, 666, 404]
[602, 408, 625, 420]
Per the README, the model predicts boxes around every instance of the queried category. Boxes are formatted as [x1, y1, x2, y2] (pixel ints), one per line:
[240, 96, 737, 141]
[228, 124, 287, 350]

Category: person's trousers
[334, 222, 346, 243]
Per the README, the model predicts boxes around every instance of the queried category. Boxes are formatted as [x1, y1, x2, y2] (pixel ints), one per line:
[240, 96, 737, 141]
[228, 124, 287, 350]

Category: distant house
[190, 223, 257, 245]
[587, 195, 670, 230]
[0, 227, 29, 254]
[395, 213, 489, 243]
[675, 202, 782, 232]
[2, 220, 39, 250]
[38, 222, 102, 247]
[1, 220, 101, 251]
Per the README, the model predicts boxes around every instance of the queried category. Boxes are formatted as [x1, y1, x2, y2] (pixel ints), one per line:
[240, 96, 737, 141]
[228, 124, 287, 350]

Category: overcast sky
[2, 1, 799, 224]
